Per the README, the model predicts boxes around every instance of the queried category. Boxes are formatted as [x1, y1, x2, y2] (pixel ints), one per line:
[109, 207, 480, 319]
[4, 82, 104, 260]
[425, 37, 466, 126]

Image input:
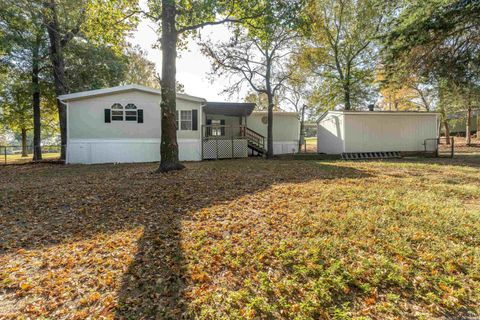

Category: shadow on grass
[0, 160, 370, 318]
[391, 153, 480, 169]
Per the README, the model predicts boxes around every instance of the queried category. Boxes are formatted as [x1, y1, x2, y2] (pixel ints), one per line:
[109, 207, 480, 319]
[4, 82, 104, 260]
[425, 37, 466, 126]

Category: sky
[127, 2, 237, 102]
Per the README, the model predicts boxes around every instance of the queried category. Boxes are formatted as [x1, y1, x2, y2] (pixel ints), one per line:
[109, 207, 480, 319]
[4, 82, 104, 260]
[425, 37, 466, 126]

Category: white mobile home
[59, 84, 300, 164]
[317, 111, 439, 154]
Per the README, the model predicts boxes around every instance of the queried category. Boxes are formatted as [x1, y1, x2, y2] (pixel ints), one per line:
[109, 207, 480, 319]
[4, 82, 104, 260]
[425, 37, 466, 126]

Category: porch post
[232, 126, 234, 158]
[201, 125, 204, 160]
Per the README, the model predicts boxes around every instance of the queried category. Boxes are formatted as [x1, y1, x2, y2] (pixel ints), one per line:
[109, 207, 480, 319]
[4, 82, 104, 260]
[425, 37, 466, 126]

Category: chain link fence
[0, 145, 64, 165]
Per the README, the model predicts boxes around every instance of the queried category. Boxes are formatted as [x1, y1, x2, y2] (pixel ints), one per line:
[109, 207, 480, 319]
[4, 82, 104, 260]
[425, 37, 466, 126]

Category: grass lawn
[1, 153, 60, 165]
[303, 137, 317, 153]
[1, 156, 479, 319]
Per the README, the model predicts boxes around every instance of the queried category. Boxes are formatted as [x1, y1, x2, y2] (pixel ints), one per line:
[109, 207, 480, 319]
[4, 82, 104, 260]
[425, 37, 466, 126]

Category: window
[125, 103, 137, 121]
[180, 110, 192, 130]
[111, 103, 123, 121]
[211, 119, 223, 136]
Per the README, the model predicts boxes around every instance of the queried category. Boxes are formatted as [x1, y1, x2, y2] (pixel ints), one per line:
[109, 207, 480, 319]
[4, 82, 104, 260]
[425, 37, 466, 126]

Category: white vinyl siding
[317, 111, 439, 154]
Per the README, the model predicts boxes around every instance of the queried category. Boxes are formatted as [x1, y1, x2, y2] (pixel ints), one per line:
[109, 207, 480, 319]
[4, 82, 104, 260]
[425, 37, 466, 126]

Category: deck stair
[244, 128, 266, 156]
[341, 151, 401, 160]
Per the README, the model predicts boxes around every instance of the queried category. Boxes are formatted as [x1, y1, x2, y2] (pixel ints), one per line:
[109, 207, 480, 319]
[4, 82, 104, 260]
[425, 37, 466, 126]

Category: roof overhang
[57, 84, 206, 103]
[205, 102, 256, 117]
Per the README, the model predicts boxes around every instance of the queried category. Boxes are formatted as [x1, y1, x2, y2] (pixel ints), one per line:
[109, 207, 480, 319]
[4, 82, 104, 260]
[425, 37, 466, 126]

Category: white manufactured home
[59, 84, 300, 164]
[317, 111, 439, 154]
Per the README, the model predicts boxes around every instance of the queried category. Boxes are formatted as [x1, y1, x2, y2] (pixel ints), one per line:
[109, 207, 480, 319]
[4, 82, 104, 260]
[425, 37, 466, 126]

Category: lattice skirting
[203, 139, 248, 159]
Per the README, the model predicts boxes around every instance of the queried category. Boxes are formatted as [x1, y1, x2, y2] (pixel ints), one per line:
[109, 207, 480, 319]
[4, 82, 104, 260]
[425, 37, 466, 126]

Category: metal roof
[317, 110, 440, 123]
[205, 102, 256, 116]
[57, 84, 206, 103]
[252, 111, 299, 116]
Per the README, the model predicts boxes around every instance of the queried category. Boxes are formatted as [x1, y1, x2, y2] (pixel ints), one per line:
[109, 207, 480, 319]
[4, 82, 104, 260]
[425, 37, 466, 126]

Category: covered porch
[202, 102, 265, 159]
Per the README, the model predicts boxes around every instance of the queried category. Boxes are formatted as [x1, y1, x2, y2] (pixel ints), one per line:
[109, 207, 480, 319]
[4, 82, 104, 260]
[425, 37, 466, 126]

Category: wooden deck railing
[202, 125, 266, 156]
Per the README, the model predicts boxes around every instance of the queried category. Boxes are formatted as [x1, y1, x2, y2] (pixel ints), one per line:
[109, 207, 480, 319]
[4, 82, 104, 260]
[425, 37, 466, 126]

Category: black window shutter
[104, 109, 111, 123]
[220, 119, 225, 136]
[192, 109, 198, 131]
[176, 111, 179, 130]
[137, 109, 144, 123]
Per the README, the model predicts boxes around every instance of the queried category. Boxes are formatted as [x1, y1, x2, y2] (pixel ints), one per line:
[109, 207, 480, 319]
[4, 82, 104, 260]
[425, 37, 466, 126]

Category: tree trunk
[299, 105, 305, 152]
[32, 33, 42, 161]
[266, 92, 274, 159]
[265, 56, 274, 159]
[466, 106, 472, 146]
[344, 85, 351, 110]
[476, 112, 479, 139]
[21, 128, 28, 157]
[444, 120, 450, 145]
[157, 0, 184, 172]
[44, 0, 68, 161]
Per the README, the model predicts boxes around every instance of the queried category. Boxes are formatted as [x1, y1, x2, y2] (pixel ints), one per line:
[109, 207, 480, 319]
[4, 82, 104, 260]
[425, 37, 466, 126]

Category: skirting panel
[67, 139, 201, 164]
[202, 139, 248, 159]
[273, 141, 298, 155]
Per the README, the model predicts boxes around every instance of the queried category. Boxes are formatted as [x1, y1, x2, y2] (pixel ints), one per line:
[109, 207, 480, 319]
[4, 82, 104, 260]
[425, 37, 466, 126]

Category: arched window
[111, 103, 123, 121]
[125, 103, 138, 121]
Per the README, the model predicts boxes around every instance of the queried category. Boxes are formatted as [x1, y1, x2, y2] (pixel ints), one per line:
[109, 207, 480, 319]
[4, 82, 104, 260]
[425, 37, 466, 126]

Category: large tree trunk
[476, 112, 480, 139]
[299, 104, 305, 152]
[32, 33, 42, 161]
[265, 57, 274, 159]
[44, 0, 68, 161]
[157, 0, 184, 172]
[21, 128, 28, 157]
[466, 106, 472, 146]
[266, 92, 274, 159]
[343, 80, 351, 110]
[444, 120, 450, 145]
[344, 87, 351, 110]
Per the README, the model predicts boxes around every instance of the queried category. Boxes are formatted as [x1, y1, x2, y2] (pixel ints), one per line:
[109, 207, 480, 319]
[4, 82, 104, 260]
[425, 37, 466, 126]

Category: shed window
[111, 103, 123, 121]
[125, 103, 137, 121]
[180, 110, 192, 130]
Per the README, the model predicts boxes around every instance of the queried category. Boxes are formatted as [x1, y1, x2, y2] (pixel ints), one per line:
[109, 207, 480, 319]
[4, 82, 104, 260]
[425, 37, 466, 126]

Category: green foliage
[298, 0, 388, 110]
[244, 92, 280, 111]
[122, 46, 159, 88]
[64, 40, 130, 92]
[0, 71, 32, 133]
[82, 0, 140, 50]
[383, 0, 480, 113]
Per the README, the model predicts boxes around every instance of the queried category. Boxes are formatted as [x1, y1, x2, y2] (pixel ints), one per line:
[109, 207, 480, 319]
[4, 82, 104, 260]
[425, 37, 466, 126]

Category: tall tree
[145, 0, 262, 171]
[384, 0, 480, 144]
[41, 0, 138, 160]
[201, 0, 303, 158]
[122, 46, 159, 88]
[282, 75, 313, 151]
[1, 1, 49, 160]
[0, 72, 33, 157]
[244, 92, 280, 111]
[298, 0, 389, 110]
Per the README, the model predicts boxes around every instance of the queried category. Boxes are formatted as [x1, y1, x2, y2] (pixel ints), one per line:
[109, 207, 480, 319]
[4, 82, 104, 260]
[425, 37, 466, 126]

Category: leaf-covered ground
[1, 156, 479, 319]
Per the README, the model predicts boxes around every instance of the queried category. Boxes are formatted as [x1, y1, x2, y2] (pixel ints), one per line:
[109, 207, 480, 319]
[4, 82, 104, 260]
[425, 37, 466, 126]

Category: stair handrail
[244, 127, 265, 150]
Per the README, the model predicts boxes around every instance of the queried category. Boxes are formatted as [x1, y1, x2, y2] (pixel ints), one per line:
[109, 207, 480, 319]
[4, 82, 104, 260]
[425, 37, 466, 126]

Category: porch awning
[204, 102, 256, 117]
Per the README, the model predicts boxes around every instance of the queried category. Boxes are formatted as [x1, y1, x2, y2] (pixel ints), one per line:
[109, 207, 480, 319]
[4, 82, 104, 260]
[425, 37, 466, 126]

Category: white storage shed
[317, 111, 439, 154]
